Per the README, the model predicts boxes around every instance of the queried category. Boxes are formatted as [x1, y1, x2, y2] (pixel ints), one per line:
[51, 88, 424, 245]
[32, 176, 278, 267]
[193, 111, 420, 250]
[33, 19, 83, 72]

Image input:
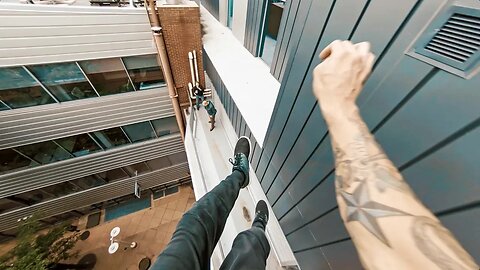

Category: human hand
[313, 40, 374, 115]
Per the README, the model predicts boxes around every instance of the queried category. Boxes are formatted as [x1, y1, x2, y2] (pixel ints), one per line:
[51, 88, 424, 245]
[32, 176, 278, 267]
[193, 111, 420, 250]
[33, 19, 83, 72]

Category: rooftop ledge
[184, 76, 297, 269]
[201, 6, 281, 147]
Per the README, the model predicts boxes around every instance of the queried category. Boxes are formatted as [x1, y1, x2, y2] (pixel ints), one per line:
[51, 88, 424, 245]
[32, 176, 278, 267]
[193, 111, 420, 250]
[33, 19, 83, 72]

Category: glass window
[151, 117, 180, 137]
[0, 67, 55, 109]
[16, 141, 72, 165]
[146, 156, 171, 170]
[12, 189, 54, 205]
[70, 175, 106, 190]
[168, 152, 188, 165]
[165, 186, 179, 196]
[0, 101, 11, 111]
[41, 181, 81, 197]
[123, 162, 150, 176]
[55, 134, 101, 157]
[0, 198, 24, 214]
[0, 148, 37, 174]
[96, 168, 128, 183]
[79, 58, 134, 96]
[260, 0, 285, 65]
[123, 55, 165, 90]
[227, 0, 234, 29]
[91, 127, 130, 149]
[29, 63, 97, 102]
[122, 121, 156, 143]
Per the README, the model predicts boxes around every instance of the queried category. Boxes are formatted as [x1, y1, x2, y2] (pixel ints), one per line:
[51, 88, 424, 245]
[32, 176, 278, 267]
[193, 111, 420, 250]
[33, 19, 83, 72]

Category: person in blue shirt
[203, 100, 217, 131]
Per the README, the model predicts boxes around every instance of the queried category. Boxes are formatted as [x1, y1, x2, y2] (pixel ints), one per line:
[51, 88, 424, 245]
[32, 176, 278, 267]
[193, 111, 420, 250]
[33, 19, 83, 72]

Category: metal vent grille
[425, 13, 480, 63]
[408, 3, 480, 78]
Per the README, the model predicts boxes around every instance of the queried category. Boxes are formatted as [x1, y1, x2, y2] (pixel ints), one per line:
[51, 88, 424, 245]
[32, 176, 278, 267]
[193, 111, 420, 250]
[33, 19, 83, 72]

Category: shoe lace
[228, 154, 240, 166]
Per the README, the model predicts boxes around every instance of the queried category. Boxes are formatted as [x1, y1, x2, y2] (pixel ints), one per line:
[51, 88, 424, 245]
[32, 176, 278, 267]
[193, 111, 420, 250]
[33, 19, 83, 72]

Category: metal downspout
[145, 0, 186, 141]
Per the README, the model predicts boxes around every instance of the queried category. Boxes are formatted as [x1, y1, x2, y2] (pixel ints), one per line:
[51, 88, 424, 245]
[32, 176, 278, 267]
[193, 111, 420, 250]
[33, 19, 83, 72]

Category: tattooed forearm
[326, 108, 478, 270]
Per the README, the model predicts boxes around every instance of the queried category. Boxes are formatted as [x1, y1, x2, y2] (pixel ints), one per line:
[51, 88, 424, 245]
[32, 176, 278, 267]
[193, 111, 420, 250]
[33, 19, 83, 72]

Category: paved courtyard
[70, 185, 195, 269]
[0, 185, 196, 269]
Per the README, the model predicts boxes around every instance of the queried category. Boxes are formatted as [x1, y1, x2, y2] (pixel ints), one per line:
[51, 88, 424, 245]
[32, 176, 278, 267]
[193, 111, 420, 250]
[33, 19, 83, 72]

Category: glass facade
[79, 58, 135, 96]
[0, 198, 24, 214]
[0, 117, 179, 175]
[151, 117, 180, 137]
[12, 189, 54, 205]
[123, 55, 165, 90]
[29, 63, 98, 102]
[2, 153, 186, 212]
[0, 67, 55, 109]
[56, 134, 102, 157]
[91, 127, 130, 149]
[16, 141, 72, 165]
[96, 168, 129, 183]
[260, 0, 285, 66]
[123, 121, 157, 142]
[0, 149, 37, 173]
[0, 55, 164, 111]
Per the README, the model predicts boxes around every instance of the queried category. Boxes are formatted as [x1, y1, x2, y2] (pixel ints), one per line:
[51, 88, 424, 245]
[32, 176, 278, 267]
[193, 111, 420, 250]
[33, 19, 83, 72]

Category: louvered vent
[408, 5, 480, 78]
[425, 13, 480, 64]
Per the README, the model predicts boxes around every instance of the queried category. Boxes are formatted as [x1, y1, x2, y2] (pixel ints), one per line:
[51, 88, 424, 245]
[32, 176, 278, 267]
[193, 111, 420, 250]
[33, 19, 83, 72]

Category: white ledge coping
[201, 6, 280, 147]
[184, 81, 298, 269]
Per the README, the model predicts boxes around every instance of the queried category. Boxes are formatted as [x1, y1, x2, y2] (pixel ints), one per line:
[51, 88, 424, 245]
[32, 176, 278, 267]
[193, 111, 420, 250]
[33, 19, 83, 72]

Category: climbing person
[193, 82, 204, 110]
[151, 136, 270, 270]
[203, 100, 217, 131]
[151, 40, 478, 270]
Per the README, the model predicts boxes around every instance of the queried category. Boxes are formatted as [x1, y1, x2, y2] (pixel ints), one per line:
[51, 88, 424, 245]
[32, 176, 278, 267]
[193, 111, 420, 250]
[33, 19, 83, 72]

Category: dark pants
[196, 95, 205, 109]
[209, 114, 216, 131]
[151, 171, 270, 270]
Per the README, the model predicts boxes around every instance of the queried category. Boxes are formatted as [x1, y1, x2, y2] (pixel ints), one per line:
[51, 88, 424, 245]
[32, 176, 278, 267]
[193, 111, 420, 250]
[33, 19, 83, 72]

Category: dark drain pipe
[145, 0, 186, 141]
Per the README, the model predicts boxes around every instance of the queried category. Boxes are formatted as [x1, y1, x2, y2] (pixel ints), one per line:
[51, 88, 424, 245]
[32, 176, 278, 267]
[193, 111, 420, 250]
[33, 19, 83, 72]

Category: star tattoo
[340, 181, 411, 246]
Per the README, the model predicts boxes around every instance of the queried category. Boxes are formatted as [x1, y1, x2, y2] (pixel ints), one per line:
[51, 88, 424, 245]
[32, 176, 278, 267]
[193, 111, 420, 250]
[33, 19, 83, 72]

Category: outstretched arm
[313, 40, 478, 270]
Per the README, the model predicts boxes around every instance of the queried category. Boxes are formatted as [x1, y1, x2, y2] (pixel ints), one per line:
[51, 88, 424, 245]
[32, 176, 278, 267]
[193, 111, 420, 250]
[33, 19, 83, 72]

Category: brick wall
[158, 3, 205, 106]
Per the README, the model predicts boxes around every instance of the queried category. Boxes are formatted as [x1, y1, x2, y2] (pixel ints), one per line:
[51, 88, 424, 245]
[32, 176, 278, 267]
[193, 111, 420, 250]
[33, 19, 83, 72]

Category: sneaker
[253, 200, 269, 229]
[229, 136, 251, 188]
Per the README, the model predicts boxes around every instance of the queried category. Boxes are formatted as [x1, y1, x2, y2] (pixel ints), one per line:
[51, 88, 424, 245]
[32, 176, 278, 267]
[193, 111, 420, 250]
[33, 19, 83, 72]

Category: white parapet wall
[184, 76, 298, 269]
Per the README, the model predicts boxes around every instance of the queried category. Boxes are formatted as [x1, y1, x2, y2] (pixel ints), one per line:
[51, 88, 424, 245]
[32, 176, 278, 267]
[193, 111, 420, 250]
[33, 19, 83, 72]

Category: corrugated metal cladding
[0, 5, 156, 67]
[208, 0, 480, 269]
[0, 162, 190, 231]
[244, 0, 269, 56]
[0, 88, 174, 149]
[202, 0, 220, 20]
[0, 135, 185, 198]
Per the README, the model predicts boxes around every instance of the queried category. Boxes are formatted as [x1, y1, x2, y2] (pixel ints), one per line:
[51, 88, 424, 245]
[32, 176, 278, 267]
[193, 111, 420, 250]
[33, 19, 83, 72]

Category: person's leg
[220, 200, 271, 270]
[195, 95, 200, 109]
[210, 114, 216, 131]
[151, 137, 251, 270]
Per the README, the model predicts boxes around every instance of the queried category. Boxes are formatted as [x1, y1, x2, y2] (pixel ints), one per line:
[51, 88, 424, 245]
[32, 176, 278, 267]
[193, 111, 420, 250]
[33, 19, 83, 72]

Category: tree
[0, 215, 87, 270]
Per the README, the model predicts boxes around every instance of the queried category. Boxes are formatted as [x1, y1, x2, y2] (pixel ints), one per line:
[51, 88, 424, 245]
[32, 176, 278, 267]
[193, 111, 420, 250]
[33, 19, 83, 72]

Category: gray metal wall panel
[0, 135, 184, 197]
[0, 163, 189, 231]
[270, 0, 294, 77]
[260, 0, 369, 191]
[374, 72, 479, 167]
[401, 127, 480, 213]
[240, 0, 480, 268]
[203, 0, 220, 20]
[440, 207, 480, 261]
[293, 246, 331, 270]
[0, 89, 173, 149]
[275, 0, 313, 81]
[320, 240, 363, 270]
[256, 0, 336, 183]
[244, 0, 268, 56]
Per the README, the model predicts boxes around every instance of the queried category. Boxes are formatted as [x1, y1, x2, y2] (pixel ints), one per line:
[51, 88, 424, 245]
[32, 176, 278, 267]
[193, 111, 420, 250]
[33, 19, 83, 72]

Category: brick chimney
[157, 1, 205, 107]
